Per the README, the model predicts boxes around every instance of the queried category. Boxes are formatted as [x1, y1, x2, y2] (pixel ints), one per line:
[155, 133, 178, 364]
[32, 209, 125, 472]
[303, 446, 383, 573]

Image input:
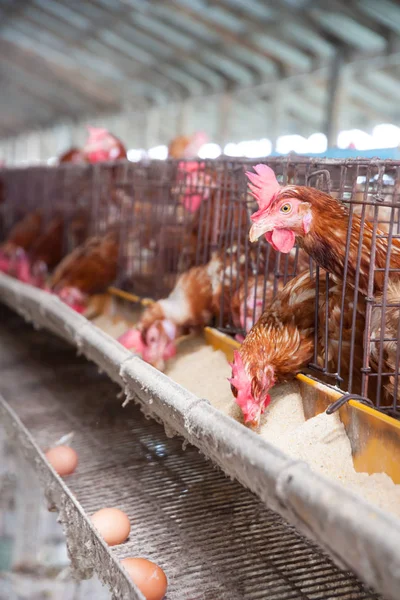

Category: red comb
[86, 126, 108, 137]
[245, 164, 280, 212]
[228, 350, 249, 388]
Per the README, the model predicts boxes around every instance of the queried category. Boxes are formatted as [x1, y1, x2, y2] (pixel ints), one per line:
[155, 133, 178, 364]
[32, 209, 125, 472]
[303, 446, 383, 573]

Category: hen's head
[118, 320, 177, 371]
[83, 126, 127, 163]
[229, 350, 274, 428]
[141, 320, 177, 371]
[247, 164, 313, 253]
[57, 287, 88, 314]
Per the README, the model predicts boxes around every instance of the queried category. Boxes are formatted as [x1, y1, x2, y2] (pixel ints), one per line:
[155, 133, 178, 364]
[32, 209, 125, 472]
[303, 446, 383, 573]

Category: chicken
[58, 127, 127, 166]
[64, 208, 91, 253]
[50, 230, 119, 313]
[247, 164, 400, 296]
[118, 253, 224, 370]
[82, 126, 127, 163]
[168, 132, 207, 160]
[1, 211, 42, 256]
[0, 211, 43, 275]
[119, 233, 308, 372]
[230, 270, 367, 427]
[369, 280, 400, 406]
[29, 215, 64, 271]
[58, 147, 86, 164]
[230, 271, 315, 426]
[169, 132, 210, 214]
[246, 164, 394, 405]
[7, 248, 48, 288]
[230, 276, 273, 342]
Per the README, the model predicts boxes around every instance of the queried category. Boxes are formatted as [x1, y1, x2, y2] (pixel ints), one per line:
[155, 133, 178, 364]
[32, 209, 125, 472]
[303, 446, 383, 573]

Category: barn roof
[1, 0, 400, 142]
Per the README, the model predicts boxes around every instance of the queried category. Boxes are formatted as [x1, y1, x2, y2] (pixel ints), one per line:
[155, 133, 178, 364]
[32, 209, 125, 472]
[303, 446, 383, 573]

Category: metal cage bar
[2, 157, 400, 417]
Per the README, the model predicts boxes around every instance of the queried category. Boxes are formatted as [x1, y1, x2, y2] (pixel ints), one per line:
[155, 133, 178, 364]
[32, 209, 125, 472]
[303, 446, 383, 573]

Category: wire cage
[2, 156, 400, 419]
[213, 157, 400, 419]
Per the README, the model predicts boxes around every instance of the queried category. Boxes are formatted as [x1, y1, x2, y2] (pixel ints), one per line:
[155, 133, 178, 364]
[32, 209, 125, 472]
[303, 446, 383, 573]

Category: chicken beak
[152, 358, 166, 372]
[247, 414, 261, 430]
[249, 220, 273, 243]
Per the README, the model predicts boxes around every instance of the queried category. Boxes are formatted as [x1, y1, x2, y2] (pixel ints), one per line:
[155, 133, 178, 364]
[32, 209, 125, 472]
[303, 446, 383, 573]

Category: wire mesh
[2, 157, 400, 418]
[0, 305, 382, 600]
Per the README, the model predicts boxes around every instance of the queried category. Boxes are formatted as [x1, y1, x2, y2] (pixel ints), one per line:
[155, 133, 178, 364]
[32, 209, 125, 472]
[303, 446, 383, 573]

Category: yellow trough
[107, 288, 400, 485]
[205, 325, 400, 485]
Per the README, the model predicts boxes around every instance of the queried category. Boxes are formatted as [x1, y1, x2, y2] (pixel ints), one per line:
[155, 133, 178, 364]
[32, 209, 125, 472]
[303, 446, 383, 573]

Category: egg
[45, 445, 78, 476]
[91, 508, 131, 546]
[121, 557, 167, 600]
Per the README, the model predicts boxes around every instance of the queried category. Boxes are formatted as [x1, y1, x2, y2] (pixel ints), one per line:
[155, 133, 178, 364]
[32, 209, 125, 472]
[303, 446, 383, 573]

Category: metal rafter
[1, 1, 400, 141]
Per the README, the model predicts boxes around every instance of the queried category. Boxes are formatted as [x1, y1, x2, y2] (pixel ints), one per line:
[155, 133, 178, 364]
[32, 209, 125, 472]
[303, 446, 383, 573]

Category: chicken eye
[280, 203, 292, 214]
[230, 383, 238, 398]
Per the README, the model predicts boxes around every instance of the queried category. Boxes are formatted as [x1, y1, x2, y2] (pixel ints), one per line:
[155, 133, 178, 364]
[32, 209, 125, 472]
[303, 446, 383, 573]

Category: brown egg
[121, 558, 167, 600]
[45, 445, 78, 476]
[91, 508, 131, 546]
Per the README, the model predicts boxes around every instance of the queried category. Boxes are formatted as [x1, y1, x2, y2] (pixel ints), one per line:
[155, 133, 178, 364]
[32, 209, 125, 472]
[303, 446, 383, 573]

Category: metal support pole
[178, 100, 191, 136]
[324, 47, 346, 147]
[270, 83, 285, 152]
[218, 93, 232, 147]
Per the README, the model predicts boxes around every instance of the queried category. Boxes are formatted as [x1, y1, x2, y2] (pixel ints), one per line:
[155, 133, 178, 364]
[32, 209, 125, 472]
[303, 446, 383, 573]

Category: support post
[218, 93, 232, 148]
[324, 47, 346, 147]
[270, 83, 285, 153]
[178, 100, 192, 136]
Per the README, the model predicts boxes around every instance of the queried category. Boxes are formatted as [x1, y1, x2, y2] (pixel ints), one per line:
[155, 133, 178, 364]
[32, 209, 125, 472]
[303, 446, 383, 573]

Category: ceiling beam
[0, 29, 117, 110]
[1, 21, 170, 106]
[150, 0, 287, 74]
[36, 0, 191, 98]
[358, 0, 400, 36]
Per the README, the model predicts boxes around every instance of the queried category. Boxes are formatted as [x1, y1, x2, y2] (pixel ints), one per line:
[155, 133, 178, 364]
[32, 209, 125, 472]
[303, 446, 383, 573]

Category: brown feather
[50, 230, 119, 295]
[1, 211, 42, 254]
[238, 270, 367, 397]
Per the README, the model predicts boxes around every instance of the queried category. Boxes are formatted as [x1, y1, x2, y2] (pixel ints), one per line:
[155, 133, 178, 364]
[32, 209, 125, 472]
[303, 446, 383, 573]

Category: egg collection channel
[45, 443, 168, 600]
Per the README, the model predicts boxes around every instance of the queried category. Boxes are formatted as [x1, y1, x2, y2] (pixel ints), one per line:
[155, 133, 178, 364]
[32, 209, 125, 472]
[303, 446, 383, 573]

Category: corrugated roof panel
[281, 22, 334, 58]
[312, 10, 387, 51]
[171, 0, 244, 34]
[162, 65, 205, 95]
[32, 0, 91, 30]
[116, 23, 175, 57]
[359, 0, 400, 35]
[182, 60, 226, 90]
[201, 51, 255, 85]
[254, 34, 312, 70]
[222, 0, 275, 21]
[227, 46, 277, 76]
[98, 30, 155, 65]
[0, 27, 78, 71]
[132, 12, 196, 51]
[23, 5, 80, 39]
[0, 1, 399, 141]
[149, 5, 219, 43]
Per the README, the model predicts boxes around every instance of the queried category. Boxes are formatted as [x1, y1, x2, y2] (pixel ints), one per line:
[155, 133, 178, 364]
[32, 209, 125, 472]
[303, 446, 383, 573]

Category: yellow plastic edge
[296, 373, 400, 430]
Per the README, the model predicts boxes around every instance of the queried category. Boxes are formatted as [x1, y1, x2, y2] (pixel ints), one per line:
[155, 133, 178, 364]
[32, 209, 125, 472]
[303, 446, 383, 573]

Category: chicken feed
[96, 312, 400, 521]
[164, 338, 400, 520]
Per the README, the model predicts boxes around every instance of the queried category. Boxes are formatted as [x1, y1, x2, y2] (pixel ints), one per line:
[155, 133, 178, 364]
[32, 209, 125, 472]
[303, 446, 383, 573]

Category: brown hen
[50, 230, 119, 313]
[230, 270, 367, 427]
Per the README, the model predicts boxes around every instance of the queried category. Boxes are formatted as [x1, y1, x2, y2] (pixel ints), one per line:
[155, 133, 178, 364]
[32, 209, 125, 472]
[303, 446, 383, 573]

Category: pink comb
[117, 328, 145, 353]
[245, 164, 280, 212]
[228, 350, 249, 388]
[86, 126, 108, 140]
